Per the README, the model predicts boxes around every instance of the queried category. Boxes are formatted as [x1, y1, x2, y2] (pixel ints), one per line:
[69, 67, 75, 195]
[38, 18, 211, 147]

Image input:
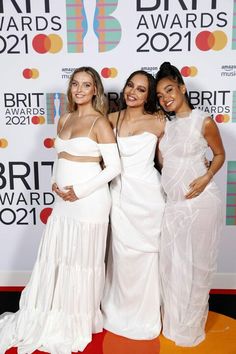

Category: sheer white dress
[0, 117, 120, 354]
[102, 131, 165, 339]
[159, 109, 223, 347]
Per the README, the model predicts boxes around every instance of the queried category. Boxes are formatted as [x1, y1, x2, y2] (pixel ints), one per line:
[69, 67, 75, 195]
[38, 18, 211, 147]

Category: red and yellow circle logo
[23, 68, 39, 79]
[215, 114, 230, 123]
[32, 34, 63, 54]
[101, 67, 118, 78]
[195, 31, 227, 51]
[181, 66, 198, 77]
[31, 116, 45, 125]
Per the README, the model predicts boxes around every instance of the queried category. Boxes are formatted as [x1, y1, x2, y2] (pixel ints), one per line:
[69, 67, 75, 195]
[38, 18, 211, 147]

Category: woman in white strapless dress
[156, 62, 225, 347]
[0, 67, 120, 353]
[102, 70, 166, 339]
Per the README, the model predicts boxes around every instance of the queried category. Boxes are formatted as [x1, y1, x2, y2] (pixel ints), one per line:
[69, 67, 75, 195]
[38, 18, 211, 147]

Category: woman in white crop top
[0, 67, 121, 353]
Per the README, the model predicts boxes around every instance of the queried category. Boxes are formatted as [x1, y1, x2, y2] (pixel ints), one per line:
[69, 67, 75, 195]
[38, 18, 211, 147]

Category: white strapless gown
[102, 132, 165, 339]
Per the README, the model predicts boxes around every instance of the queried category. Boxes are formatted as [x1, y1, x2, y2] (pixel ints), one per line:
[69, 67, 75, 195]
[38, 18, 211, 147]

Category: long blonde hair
[67, 66, 108, 115]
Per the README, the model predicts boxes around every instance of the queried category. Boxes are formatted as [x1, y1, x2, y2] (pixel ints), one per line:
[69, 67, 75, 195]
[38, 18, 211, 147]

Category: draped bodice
[159, 109, 213, 201]
[115, 131, 158, 183]
[110, 131, 165, 252]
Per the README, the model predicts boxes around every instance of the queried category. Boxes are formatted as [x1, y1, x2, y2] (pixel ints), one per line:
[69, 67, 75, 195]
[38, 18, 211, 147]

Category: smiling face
[156, 77, 189, 114]
[70, 71, 97, 106]
[124, 74, 149, 109]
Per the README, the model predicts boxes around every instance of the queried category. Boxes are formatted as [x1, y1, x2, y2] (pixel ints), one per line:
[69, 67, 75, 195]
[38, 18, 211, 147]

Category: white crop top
[54, 113, 101, 157]
[51, 114, 121, 198]
[54, 136, 101, 157]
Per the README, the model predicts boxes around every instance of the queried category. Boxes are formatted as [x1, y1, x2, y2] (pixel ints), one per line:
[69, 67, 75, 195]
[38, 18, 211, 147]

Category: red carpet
[5, 312, 236, 354]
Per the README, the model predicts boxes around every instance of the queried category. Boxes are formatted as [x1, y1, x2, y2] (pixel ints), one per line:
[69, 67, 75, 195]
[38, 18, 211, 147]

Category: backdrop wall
[0, 0, 235, 288]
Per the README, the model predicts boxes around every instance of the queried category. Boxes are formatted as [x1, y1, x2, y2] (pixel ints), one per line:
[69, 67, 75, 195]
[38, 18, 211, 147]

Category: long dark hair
[155, 62, 194, 117]
[120, 70, 157, 113]
[116, 70, 157, 134]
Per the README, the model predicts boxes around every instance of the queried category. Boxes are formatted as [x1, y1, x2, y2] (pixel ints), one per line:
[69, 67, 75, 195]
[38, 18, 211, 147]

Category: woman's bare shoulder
[144, 112, 166, 137]
[108, 110, 122, 128]
[57, 112, 70, 131]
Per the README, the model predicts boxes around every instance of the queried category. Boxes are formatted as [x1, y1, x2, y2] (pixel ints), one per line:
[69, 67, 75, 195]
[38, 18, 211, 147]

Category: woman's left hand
[185, 173, 211, 199]
[62, 185, 79, 202]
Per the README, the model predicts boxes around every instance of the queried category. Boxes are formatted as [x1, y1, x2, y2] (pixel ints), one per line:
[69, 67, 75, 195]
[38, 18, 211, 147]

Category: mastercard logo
[32, 34, 63, 54]
[195, 30, 227, 51]
[23, 68, 39, 79]
[101, 67, 118, 78]
[0, 138, 8, 148]
[215, 114, 230, 123]
[32, 116, 45, 125]
[44, 138, 55, 148]
[181, 66, 198, 77]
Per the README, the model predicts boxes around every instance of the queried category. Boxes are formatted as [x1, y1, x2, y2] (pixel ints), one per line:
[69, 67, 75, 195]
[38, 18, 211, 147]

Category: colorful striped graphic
[94, 0, 121, 52]
[232, 0, 236, 49]
[46, 93, 67, 124]
[232, 91, 236, 122]
[226, 161, 236, 225]
[66, 0, 88, 53]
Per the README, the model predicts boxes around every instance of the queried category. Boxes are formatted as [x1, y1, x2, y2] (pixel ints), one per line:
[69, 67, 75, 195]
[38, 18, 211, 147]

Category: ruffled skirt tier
[0, 213, 108, 353]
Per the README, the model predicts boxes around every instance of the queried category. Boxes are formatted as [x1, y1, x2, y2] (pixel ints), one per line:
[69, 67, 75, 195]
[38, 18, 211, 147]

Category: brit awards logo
[3, 92, 67, 126]
[66, 0, 122, 52]
[135, 1, 229, 53]
[0, 0, 121, 54]
[0, 0, 63, 55]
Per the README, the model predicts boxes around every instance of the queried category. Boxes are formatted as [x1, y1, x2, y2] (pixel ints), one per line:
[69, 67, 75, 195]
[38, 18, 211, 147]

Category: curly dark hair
[120, 70, 157, 114]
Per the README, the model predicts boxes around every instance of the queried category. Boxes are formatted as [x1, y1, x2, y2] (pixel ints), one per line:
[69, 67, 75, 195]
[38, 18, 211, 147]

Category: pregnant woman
[0, 66, 120, 353]
[156, 62, 225, 347]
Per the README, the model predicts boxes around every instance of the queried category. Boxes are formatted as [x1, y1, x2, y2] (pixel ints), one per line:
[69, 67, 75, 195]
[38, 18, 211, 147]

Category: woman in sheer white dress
[156, 62, 225, 347]
[102, 70, 166, 340]
[0, 67, 121, 354]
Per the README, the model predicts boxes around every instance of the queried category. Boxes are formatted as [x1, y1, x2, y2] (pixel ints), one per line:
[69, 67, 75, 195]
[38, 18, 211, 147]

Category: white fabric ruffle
[0, 214, 108, 354]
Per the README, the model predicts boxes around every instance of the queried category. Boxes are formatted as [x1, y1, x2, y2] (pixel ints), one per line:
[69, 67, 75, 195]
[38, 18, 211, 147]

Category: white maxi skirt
[102, 173, 165, 339]
[0, 160, 111, 354]
[160, 185, 223, 347]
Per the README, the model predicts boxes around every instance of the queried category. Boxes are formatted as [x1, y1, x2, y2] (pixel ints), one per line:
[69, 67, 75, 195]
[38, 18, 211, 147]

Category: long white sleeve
[51, 155, 58, 185]
[73, 143, 121, 199]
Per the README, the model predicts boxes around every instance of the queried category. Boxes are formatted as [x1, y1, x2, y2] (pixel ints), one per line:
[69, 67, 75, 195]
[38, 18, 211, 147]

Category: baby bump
[161, 163, 208, 201]
[55, 159, 101, 191]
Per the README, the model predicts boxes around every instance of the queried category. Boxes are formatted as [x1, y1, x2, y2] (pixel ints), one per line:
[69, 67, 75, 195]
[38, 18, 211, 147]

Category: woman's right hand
[52, 182, 58, 193]
[52, 183, 67, 199]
